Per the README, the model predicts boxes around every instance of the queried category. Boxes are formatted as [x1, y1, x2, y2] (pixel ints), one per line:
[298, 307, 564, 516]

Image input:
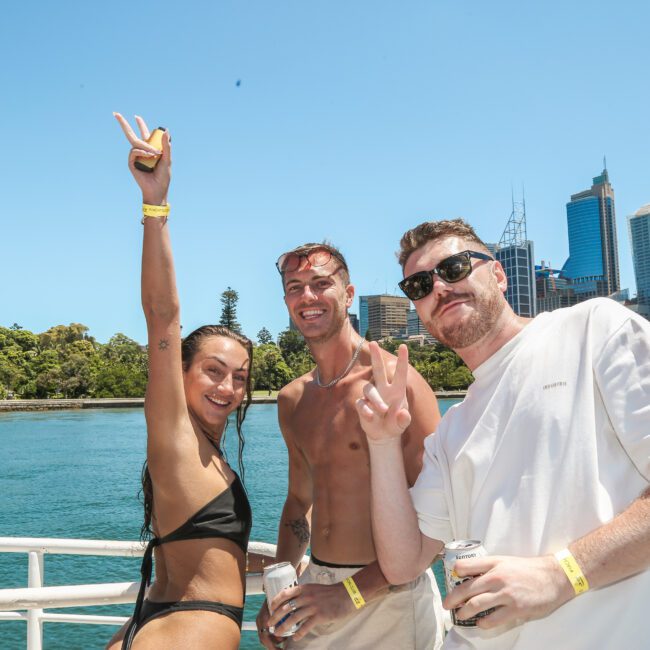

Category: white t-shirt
[410, 298, 650, 649]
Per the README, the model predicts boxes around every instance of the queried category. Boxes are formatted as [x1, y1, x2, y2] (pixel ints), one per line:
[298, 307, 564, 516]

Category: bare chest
[292, 376, 371, 478]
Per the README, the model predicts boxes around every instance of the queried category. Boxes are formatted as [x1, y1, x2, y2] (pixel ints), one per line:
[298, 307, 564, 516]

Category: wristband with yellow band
[142, 203, 170, 223]
[342, 576, 366, 609]
[554, 548, 589, 595]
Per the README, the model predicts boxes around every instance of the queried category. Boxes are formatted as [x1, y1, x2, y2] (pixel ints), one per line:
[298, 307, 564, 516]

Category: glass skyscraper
[562, 167, 620, 297]
[628, 204, 650, 317]
[359, 296, 369, 339]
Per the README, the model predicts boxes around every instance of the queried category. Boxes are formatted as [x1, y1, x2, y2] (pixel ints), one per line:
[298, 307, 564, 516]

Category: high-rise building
[349, 313, 360, 333]
[628, 204, 650, 318]
[359, 296, 369, 338]
[360, 294, 410, 341]
[407, 309, 437, 344]
[562, 166, 620, 298]
[492, 197, 536, 317]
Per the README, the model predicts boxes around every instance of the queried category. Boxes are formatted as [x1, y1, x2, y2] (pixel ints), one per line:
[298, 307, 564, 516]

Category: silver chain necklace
[315, 338, 365, 388]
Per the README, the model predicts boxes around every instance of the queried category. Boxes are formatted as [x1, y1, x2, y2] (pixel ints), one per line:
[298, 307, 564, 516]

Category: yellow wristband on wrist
[342, 576, 366, 609]
[142, 203, 170, 223]
[554, 548, 589, 595]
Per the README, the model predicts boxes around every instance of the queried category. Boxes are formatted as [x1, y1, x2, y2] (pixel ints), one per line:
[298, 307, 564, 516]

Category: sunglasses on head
[276, 247, 347, 275]
[399, 250, 494, 301]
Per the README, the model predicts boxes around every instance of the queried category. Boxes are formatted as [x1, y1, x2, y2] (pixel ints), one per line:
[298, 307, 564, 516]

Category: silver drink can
[263, 561, 301, 637]
[443, 540, 496, 627]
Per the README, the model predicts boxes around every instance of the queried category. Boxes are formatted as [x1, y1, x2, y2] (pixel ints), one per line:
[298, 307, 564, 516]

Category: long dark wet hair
[140, 325, 254, 540]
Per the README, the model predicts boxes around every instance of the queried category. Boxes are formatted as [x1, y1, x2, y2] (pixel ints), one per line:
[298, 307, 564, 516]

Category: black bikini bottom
[139, 597, 244, 629]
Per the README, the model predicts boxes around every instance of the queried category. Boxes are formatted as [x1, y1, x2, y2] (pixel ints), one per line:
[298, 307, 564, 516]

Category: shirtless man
[256, 243, 445, 650]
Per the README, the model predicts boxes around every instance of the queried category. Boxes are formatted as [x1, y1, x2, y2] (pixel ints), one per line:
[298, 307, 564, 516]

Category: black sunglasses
[276, 247, 347, 275]
[399, 250, 493, 301]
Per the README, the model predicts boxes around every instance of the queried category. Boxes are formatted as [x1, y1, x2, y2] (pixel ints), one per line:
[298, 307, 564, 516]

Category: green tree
[257, 327, 274, 345]
[277, 329, 314, 378]
[219, 287, 242, 333]
[95, 333, 148, 397]
[39, 323, 93, 350]
[277, 329, 306, 357]
[95, 363, 147, 397]
[252, 344, 294, 391]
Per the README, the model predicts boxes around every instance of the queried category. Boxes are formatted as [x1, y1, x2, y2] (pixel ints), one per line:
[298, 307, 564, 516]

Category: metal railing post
[27, 551, 44, 650]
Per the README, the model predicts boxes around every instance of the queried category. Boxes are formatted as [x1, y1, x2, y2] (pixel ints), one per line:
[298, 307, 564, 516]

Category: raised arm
[114, 113, 189, 469]
[356, 342, 444, 584]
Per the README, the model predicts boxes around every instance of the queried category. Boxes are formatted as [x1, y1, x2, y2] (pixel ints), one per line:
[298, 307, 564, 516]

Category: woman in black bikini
[107, 113, 268, 650]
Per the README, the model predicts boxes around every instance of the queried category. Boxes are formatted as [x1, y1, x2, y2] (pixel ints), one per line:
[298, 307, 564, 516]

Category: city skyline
[3, 1, 649, 344]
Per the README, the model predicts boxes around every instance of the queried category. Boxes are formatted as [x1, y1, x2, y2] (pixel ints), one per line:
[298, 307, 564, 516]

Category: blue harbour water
[0, 400, 459, 649]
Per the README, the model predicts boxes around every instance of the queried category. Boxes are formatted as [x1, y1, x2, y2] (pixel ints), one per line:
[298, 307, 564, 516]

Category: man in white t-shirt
[355, 218, 650, 649]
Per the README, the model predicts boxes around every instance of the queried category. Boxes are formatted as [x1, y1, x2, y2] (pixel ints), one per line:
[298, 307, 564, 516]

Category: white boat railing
[0, 536, 276, 650]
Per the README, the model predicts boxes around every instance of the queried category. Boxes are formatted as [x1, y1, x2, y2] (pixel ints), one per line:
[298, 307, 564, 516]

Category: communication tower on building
[495, 192, 537, 317]
[499, 193, 528, 249]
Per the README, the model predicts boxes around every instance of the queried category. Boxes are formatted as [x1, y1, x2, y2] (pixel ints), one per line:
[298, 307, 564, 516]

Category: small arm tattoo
[158, 339, 169, 351]
[285, 516, 310, 544]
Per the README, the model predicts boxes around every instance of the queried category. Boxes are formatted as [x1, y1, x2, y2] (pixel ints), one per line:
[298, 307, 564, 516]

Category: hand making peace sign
[355, 341, 412, 442]
[113, 112, 171, 206]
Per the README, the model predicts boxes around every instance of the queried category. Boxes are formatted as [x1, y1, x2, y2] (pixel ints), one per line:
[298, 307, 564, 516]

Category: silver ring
[260, 626, 268, 633]
[289, 599, 297, 611]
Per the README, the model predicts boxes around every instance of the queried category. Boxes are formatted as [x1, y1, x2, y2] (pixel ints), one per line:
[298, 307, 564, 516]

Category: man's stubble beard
[300, 300, 350, 346]
[427, 276, 505, 350]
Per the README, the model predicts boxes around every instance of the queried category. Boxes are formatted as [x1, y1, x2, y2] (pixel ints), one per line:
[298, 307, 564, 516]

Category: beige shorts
[284, 560, 445, 650]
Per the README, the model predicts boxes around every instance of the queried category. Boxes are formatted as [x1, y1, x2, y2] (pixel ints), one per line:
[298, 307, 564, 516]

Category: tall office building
[492, 197, 537, 317]
[359, 296, 369, 338]
[359, 294, 410, 341]
[562, 166, 620, 298]
[407, 309, 437, 344]
[628, 204, 650, 317]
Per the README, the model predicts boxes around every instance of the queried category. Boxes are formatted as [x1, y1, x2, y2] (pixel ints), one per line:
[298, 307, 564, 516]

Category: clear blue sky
[2, 0, 648, 344]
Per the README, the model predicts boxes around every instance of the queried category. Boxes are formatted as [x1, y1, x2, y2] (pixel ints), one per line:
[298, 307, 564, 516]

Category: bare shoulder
[277, 372, 314, 444]
[278, 371, 313, 410]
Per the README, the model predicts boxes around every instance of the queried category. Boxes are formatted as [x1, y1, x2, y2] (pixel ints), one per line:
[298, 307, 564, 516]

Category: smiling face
[283, 258, 354, 344]
[403, 236, 507, 350]
[182, 335, 250, 431]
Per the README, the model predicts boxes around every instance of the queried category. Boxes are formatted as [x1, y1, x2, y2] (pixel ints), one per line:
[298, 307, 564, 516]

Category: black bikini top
[155, 473, 252, 553]
[132, 473, 252, 625]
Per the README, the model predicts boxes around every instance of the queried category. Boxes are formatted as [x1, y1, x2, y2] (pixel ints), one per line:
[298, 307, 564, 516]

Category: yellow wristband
[142, 203, 170, 223]
[554, 548, 589, 595]
[342, 576, 366, 609]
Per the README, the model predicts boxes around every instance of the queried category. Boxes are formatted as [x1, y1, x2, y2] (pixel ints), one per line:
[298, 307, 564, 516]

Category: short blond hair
[398, 219, 490, 268]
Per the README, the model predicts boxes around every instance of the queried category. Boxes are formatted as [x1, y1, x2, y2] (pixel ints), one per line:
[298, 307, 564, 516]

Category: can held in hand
[263, 561, 301, 637]
[444, 540, 496, 627]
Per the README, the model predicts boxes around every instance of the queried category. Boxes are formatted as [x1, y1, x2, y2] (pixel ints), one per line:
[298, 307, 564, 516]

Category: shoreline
[0, 392, 467, 412]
